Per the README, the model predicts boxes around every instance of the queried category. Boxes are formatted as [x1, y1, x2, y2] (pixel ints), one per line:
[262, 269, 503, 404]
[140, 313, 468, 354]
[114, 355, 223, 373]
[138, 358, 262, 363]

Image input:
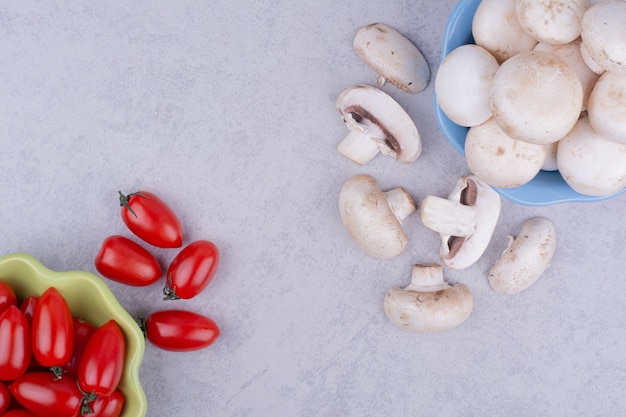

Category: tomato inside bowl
[434, 0, 626, 206]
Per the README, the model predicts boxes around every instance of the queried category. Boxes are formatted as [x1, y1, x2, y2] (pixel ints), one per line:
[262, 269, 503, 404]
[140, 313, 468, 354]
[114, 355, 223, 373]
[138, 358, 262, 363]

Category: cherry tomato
[0, 282, 17, 314]
[31, 287, 74, 371]
[143, 310, 220, 352]
[1, 410, 39, 417]
[87, 389, 124, 417]
[64, 317, 96, 380]
[18, 297, 37, 324]
[119, 190, 183, 248]
[95, 235, 162, 286]
[163, 240, 220, 300]
[78, 320, 125, 397]
[0, 381, 11, 415]
[9, 372, 82, 417]
[0, 306, 31, 381]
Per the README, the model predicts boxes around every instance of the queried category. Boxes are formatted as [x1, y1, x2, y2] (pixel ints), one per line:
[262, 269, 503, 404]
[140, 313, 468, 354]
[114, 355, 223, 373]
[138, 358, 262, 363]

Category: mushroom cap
[534, 39, 600, 111]
[465, 117, 547, 188]
[435, 44, 500, 127]
[384, 265, 473, 333]
[353, 23, 430, 93]
[472, 0, 538, 63]
[489, 50, 583, 144]
[488, 217, 557, 295]
[516, 0, 588, 45]
[580, 0, 626, 74]
[338, 174, 415, 259]
[336, 84, 421, 163]
[587, 71, 626, 144]
[557, 116, 626, 196]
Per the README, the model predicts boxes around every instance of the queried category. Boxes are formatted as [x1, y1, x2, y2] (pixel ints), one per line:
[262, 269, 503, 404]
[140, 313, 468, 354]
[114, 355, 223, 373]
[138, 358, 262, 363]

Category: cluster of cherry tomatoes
[95, 191, 221, 352]
[1, 284, 125, 417]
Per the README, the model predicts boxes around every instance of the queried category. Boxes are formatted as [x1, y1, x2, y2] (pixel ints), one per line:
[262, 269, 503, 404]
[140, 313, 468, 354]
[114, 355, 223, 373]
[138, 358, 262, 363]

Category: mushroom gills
[420, 175, 501, 270]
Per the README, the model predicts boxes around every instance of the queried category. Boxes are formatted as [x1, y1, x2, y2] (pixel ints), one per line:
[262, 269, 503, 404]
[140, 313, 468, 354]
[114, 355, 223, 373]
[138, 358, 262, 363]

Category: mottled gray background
[2, 1, 626, 416]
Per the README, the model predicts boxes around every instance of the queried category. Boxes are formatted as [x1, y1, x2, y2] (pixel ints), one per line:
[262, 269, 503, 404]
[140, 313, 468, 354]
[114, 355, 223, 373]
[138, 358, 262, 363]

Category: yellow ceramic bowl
[0, 252, 147, 417]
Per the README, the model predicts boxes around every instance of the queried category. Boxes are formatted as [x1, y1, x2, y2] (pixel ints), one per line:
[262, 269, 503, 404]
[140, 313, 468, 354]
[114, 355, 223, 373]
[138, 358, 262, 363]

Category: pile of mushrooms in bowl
[434, 0, 626, 206]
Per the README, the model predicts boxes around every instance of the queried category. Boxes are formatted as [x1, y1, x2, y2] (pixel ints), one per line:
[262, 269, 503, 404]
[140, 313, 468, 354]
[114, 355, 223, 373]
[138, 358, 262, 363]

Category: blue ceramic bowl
[434, 0, 626, 206]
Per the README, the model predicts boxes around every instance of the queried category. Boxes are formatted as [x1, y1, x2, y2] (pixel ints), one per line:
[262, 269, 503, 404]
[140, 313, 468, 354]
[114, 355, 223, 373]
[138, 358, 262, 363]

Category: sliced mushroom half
[339, 174, 416, 259]
[384, 264, 473, 333]
[336, 84, 421, 165]
[353, 23, 430, 93]
[420, 175, 501, 270]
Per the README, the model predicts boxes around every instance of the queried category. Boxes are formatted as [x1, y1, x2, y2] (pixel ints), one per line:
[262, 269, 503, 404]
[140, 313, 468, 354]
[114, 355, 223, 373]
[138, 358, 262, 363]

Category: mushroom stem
[336, 130, 381, 165]
[405, 264, 450, 292]
[384, 187, 416, 222]
[420, 195, 476, 237]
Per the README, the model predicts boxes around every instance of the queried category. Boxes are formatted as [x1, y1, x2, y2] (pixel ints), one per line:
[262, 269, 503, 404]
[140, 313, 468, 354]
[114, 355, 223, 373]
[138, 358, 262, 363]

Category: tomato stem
[80, 389, 98, 416]
[50, 366, 65, 380]
[162, 274, 180, 300]
[118, 191, 147, 218]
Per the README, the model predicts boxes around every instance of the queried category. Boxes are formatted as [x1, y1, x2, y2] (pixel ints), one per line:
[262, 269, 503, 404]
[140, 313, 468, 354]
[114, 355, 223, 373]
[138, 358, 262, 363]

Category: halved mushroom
[580, 0, 626, 74]
[335, 84, 421, 165]
[465, 117, 547, 188]
[472, 0, 538, 64]
[489, 50, 583, 145]
[353, 23, 430, 93]
[435, 44, 500, 127]
[488, 217, 556, 295]
[587, 71, 626, 144]
[420, 175, 501, 270]
[557, 115, 626, 196]
[384, 264, 473, 333]
[516, 0, 588, 46]
[339, 174, 416, 259]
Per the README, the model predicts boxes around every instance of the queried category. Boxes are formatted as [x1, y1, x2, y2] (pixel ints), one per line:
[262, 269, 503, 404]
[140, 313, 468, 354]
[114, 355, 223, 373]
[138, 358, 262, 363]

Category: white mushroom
[353, 23, 430, 93]
[384, 264, 473, 333]
[515, 0, 589, 46]
[465, 117, 547, 188]
[420, 175, 501, 270]
[435, 44, 500, 127]
[488, 217, 557, 294]
[557, 115, 626, 196]
[339, 174, 416, 259]
[534, 39, 600, 111]
[335, 85, 421, 165]
[587, 71, 626, 144]
[472, 0, 538, 64]
[580, 0, 626, 74]
[489, 50, 583, 145]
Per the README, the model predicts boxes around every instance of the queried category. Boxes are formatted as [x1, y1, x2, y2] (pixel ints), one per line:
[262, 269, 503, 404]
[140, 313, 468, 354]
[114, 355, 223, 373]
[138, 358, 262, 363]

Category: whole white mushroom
[489, 50, 583, 145]
[557, 116, 626, 196]
[587, 71, 626, 144]
[435, 44, 499, 127]
[516, 0, 589, 46]
[580, 0, 626, 74]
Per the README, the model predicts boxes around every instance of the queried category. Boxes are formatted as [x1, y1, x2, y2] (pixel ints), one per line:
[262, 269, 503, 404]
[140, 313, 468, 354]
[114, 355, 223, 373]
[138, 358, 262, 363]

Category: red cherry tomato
[119, 190, 183, 248]
[18, 297, 37, 323]
[0, 306, 31, 381]
[0, 282, 17, 314]
[163, 240, 220, 300]
[31, 287, 74, 371]
[78, 320, 125, 397]
[144, 310, 220, 352]
[95, 235, 162, 286]
[88, 389, 124, 417]
[1, 410, 39, 417]
[9, 372, 82, 417]
[0, 381, 11, 415]
[64, 317, 96, 380]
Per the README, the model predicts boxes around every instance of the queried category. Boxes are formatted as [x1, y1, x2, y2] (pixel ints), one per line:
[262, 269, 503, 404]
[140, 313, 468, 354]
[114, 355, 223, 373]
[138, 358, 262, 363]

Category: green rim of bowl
[0, 252, 147, 417]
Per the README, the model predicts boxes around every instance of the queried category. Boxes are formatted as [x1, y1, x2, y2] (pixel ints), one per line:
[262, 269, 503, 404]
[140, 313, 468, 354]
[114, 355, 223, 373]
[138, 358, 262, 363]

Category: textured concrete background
[2, 1, 626, 416]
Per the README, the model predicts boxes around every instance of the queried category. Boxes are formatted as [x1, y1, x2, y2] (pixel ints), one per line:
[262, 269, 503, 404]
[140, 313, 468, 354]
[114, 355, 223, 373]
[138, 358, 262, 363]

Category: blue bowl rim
[434, 0, 626, 206]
